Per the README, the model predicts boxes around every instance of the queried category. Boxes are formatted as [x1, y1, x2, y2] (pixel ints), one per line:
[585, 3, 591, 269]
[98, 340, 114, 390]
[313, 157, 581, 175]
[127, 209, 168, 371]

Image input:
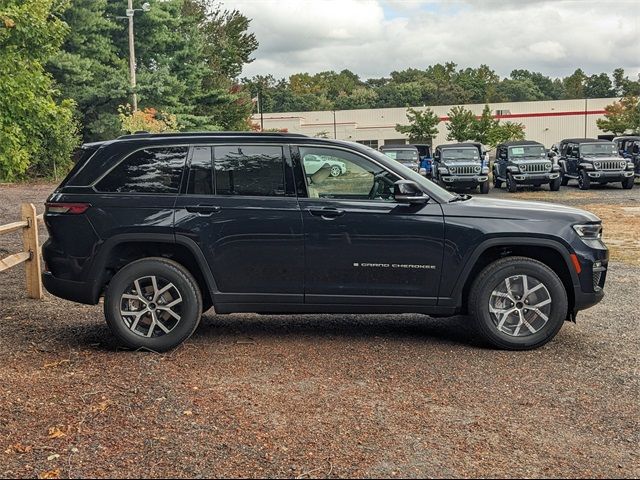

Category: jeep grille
[522, 163, 551, 173]
[594, 160, 625, 171]
[454, 165, 481, 175]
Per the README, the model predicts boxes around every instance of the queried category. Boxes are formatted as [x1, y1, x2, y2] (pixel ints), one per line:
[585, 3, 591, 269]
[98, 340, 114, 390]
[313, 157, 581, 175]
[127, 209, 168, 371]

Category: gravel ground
[0, 182, 638, 479]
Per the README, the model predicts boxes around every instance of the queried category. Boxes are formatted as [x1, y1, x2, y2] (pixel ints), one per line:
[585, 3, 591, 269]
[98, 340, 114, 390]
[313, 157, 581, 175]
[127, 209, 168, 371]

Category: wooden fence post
[21, 203, 43, 299]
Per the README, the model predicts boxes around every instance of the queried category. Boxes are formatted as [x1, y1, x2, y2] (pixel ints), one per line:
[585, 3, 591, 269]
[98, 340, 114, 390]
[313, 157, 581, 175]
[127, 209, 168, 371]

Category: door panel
[174, 145, 304, 302]
[294, 145, 445, 304]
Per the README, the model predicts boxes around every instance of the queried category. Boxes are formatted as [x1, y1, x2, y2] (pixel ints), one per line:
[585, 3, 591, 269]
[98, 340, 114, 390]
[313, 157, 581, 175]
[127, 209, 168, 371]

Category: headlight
[573, 223, 602, 247]
[519, 165, 526, 172]
[545, 162, 552, 171]
[474, 165, 481, 173]
[594, 161, 601, 169]
[449, 166, 457, 173]
[620, 161, 626, 168]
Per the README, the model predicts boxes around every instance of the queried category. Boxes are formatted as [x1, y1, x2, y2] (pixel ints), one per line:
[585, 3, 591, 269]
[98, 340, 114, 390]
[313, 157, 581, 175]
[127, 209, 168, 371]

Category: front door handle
[185, 205, 222, 215]
[307, 207, 345, 219]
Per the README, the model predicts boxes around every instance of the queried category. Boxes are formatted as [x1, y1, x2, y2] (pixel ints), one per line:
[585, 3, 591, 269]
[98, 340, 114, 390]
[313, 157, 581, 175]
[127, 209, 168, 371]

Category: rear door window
[214, 145, 285, 196]
[96, 146, 188, 193]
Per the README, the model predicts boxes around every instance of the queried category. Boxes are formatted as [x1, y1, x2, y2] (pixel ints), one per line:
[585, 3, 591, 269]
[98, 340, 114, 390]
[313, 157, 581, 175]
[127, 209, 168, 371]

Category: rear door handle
[185, 205, 221, 215]
[307, 207, 345, 219]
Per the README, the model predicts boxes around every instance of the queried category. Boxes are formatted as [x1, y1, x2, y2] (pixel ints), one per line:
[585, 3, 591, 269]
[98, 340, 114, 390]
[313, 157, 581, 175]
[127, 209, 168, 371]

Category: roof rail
[116, 131, 309, 140]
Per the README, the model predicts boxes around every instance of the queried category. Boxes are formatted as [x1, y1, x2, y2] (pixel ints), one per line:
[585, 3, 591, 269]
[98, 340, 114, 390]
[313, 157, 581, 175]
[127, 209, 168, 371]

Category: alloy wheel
[488, 274, 552, 337]
[120, 275, 183, 338]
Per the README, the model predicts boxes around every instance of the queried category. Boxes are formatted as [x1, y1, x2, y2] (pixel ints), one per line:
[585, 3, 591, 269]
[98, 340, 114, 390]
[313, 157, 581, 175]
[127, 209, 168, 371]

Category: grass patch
[584, 204, 640, 266]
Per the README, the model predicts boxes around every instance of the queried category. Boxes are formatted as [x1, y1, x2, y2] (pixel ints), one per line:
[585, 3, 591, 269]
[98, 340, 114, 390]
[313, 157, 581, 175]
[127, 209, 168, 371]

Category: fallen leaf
[5, 443, 32, 454]
[47, 426, 67, 439]
[90, 400, 111, 413]
[183, 410, 193, 416]
[43, 359, 70, 368]
[47, 454, 60, 461]
[39, 469, 60, 479]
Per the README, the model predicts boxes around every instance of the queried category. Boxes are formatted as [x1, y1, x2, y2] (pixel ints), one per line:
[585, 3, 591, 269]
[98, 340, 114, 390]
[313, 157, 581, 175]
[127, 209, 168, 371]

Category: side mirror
[547, 152, 555, 158]
[394, 180, 428, 204]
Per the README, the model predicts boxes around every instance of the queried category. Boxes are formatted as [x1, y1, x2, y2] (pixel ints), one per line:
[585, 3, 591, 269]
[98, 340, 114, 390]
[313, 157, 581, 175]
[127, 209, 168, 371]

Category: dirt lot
[0, 182, 638, 479]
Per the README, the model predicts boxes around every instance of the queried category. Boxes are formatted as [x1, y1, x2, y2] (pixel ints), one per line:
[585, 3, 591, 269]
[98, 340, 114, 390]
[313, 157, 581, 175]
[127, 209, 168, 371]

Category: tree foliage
[243, 63, 640, 114]
[0, 0, 79, 181]
[395, 108, 441, 143]
[597, 95, 640, 135]
[446, 106, 477, 142]
[118, 105, 179, 134]
[49, 0, 259, 142]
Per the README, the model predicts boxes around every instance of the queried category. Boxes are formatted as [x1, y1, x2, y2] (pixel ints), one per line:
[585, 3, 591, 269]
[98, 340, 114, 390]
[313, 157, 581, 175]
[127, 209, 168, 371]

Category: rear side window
[187, 147, 213, 195]
[96, 147, 187, 193]
[214, 145, 284, 196]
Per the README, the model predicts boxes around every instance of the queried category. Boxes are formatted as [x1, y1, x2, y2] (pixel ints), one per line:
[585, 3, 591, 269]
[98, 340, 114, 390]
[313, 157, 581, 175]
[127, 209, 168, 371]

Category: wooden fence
[0, 203, 44, 299]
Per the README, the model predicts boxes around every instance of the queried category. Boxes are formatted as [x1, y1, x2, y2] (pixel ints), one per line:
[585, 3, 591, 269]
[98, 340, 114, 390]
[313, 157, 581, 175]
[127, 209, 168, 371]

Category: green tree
[487, 122, 526, 147]
[584, 73, 614, 98]
[0, 0, 79, 181]
[472, 105, 499, 145]
[395, 107, 441, 143]
[445, 106, 476, 142]
[563, 69, 587, 99]
[596, 95, 640, 135]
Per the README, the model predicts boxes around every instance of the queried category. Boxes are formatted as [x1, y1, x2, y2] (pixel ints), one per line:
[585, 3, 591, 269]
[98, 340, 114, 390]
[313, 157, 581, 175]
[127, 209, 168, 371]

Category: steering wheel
[368, 172, 393, 200]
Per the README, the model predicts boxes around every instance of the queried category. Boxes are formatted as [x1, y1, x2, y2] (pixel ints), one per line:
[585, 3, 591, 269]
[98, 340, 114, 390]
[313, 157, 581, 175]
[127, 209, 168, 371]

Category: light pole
[125, 1, 150, 111]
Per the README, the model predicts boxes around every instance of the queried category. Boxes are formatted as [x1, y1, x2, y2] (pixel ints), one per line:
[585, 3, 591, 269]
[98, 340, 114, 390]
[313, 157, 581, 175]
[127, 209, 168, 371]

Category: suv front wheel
[469, 257, 568, 350]
[104, 257, 203, 352]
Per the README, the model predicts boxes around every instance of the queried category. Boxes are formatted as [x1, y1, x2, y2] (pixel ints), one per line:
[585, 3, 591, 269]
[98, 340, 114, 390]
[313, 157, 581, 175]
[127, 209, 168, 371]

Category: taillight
[45, 202, 91, 214]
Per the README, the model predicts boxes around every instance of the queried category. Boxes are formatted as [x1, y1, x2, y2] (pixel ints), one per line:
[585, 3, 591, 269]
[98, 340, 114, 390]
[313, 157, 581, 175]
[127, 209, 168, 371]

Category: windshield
[580, 143, 618, 156]
[509, 145, 545, 159]
[382, 149, 419, 162]
[362, 145, 457, 202]
[441, 147, 480, 161]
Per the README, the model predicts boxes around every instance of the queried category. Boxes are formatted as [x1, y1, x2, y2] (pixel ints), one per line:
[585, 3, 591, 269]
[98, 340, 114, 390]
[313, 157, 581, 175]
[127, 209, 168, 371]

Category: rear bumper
[42, 272, 98, 305]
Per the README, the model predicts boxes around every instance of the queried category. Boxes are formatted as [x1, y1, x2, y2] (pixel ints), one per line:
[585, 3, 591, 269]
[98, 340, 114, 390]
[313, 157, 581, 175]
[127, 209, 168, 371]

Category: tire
[104, 257, 203, 352]
[549, 177, 561, 191]
[329, 165, 342, 177]
[560, 172, 569, 186]
[578, 170, 591, 190]
[468, 256, 568, 350]
[479, 180, 489, 194]
[493, 170, 502, 189]
[507, 172, 518, 193]
[622, 176, 634, 189]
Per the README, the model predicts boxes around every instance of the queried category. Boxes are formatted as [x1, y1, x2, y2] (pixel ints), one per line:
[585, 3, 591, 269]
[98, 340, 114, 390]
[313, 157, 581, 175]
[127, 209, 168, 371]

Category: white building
[252, 97, 617, 150]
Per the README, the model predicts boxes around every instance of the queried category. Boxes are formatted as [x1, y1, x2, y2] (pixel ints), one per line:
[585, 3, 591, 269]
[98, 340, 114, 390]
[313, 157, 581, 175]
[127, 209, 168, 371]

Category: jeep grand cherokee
[42, 132, 608, 351]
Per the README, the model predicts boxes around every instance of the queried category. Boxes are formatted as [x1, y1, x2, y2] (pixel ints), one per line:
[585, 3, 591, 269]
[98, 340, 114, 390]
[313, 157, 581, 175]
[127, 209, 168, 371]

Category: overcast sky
[222, 0, 640, 80]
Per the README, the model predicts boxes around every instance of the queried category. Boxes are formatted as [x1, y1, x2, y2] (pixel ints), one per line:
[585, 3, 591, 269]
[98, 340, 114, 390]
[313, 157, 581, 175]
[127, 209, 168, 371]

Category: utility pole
[259, 92, 264, 131]
[127, 0, 138, 111]
[333, 110, 337, 139]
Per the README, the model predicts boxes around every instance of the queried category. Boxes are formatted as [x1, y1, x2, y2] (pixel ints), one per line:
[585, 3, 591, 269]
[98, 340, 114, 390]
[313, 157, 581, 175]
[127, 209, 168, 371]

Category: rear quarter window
[96, 146, 188, 193]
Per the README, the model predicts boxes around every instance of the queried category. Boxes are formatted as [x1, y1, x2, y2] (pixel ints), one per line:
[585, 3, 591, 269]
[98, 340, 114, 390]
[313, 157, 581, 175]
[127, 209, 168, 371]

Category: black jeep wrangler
[43, 132, 607, 351]
[432, 143, 490, 194]
[557, 138, 634, 190]
[615, 136, 640, 178]
[493, 140, 561, 192]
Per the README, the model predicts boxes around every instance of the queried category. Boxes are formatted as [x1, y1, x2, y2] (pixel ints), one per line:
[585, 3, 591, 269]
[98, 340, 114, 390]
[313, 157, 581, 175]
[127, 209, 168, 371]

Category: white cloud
[223, 0, 640, 79]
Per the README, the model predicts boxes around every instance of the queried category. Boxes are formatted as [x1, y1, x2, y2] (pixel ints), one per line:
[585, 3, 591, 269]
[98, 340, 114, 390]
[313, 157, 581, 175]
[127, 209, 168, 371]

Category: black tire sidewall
[579, 170, 590, 190]
[472, 260, 568, 350]
[507, 173, 517, 192]
[104, 258, 202, 351]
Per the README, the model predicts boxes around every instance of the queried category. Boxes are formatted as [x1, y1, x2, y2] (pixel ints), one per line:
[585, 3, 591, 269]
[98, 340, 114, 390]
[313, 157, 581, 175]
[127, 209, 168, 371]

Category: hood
[583, 155, 623, 162]
[442, 160, 482, 167]
[444, 196, 600, 223]
[509, 158, 550, 164]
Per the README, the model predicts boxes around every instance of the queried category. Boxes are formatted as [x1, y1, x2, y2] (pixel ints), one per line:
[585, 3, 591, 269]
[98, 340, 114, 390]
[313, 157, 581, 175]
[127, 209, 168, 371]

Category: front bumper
[585, 170, 634, 182]
[441, 175, 488, 186]
[511, 172, 559, 184]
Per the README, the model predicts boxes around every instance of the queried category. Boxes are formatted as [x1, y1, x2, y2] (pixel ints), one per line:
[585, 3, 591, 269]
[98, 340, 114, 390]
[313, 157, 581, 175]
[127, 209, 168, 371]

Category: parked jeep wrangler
[43, 132, 607, 351]
[432, 143, 490, 194]
[557, 138, 634, 190]
[493, 141, 561, 192]
[615, 136, 640, 178]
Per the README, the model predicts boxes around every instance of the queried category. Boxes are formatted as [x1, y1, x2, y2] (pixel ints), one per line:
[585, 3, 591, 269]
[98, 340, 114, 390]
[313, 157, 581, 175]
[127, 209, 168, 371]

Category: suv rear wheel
[469, 257, 568, 350]
[104, 257, 202, 351]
